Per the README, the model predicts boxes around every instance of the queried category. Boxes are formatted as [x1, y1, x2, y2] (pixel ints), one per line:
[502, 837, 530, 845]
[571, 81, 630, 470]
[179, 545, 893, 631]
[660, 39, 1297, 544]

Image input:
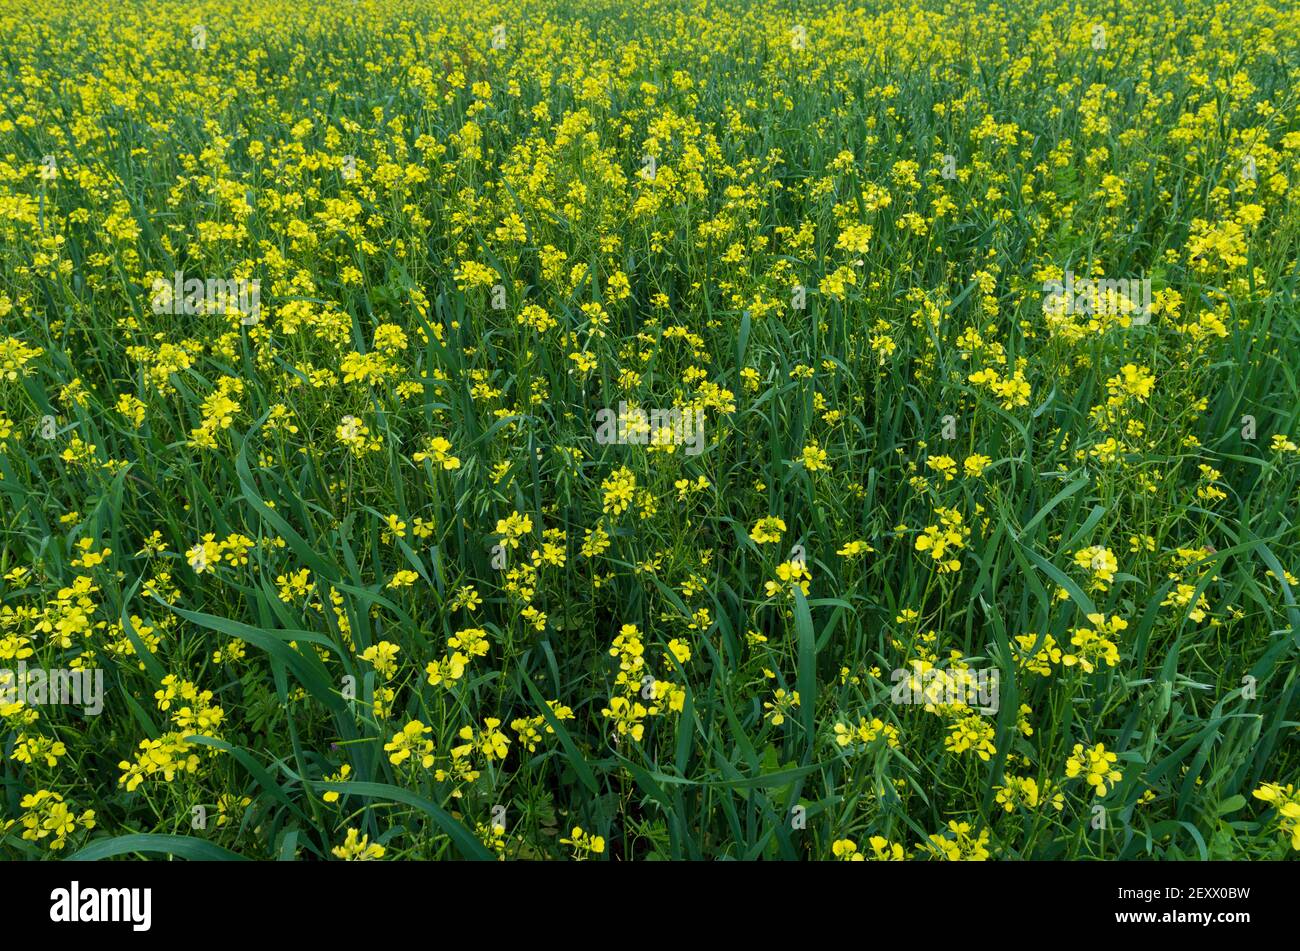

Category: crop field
[1, 0, 1299, 862]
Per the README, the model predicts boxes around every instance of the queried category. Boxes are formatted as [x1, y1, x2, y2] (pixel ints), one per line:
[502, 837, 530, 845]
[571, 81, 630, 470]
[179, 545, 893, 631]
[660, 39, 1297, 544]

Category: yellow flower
[560, 826, 605, 860]
[919, 821, 990, 861]
[831, 839, 864, 861]
[275, 568, 313, 604]
[321, 764, 352, 802]
[750, 516, 786, 544]
[762, 688, 800, 726]
[458, 717, 511, 761]
[764, 560, 811, 598]
[799, 440, 829, 471]
[926, 454, 957, 481]
[914, 508, 968, 573]
[665, 639, 691, 664]
[336, 415, 382, 456]
[360, 641, 401, 678]
[414, 435, 461, 469]
[1065, 742, 1122, 798]
[867, 836, 909, 860]
[332, 827, 385, 860]
[186, 535, 223, 574]
[1073, 546, 1118, 589]
[384, 719, 434, 768]
[495, 512, 534, 548]
[426, 652, 469, 688]
[601, 467, 637, 515]
[835, 222, 873, 254]
[1253, 783, 1300, 851]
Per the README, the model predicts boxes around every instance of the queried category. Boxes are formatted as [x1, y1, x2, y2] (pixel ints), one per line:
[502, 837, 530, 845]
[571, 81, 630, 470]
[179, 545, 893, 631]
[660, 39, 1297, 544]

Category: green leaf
[70, 834, 248, 861]
[313, 781, 493, 860]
